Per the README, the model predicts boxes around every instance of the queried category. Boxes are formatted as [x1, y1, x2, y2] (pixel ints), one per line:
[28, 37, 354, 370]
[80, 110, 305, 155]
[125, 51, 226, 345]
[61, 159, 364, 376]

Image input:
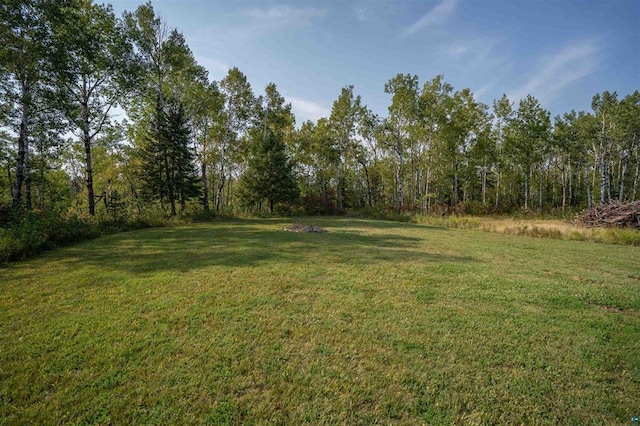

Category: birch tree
[0, 0, 58, 210]
[384, 74, 419, 212]
[55, 1, 137, 215]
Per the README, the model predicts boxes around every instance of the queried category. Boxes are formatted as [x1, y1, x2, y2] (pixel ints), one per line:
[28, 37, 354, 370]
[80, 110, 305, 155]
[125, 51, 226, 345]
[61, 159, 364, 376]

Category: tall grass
[414, 215, 640, 245]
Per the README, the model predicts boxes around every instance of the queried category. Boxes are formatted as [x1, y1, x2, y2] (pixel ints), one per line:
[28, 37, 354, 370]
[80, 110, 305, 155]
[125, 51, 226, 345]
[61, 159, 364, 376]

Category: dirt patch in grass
[282, 223, 327, 233]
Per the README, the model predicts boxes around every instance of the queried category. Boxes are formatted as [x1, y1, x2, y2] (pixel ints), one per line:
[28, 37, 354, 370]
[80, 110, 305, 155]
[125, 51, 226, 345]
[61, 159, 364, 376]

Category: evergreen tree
[239, 130, 299, 213]
[139, 98, 199, 215]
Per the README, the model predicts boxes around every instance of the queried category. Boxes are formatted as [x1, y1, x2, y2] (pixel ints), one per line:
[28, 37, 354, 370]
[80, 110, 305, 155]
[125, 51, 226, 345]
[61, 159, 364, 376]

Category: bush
[0, 208, 172, 264]
[0, 210, 98, 262]
[299, 193, 339, 216]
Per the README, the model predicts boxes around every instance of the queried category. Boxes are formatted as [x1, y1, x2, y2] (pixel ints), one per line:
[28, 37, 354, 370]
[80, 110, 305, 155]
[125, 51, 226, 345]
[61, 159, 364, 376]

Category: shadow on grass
[47, 219, 473, 276]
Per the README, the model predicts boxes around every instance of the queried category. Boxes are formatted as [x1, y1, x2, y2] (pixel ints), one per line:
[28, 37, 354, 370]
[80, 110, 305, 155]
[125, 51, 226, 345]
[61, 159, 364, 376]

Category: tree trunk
[395, 133, 403, 212]
[216, 126, 230, 212]
[495, 169, 500, 209]
[568, 161, 573, 206]
[605, 159, 612, 202]
[620, 133, 637, 202]
[539, 165, 543, 211]
[24, 144, 32, 210]
[585, 166, 592, 209]
[216, 164, 225, 212]
[453, 164, 459, 206]
[12, 80, 29, 209]
[412, 151, 420, 210]
[426, 159, 432, 213]
[359, 159, 373, 209]
[336, 160, 342, 211]
[619, 159, 627, 202]
[201, 162, 209, 211]
[82, 101, 96, 216]
[597, 114, 608, 204]
[6, 162, 12, 196]
[561, 164, 567, 213]
[164, 150, 176, 216]
[632, 160, 639, 201]
[481, 164, 487, 206]
[523, 170, 529, 210]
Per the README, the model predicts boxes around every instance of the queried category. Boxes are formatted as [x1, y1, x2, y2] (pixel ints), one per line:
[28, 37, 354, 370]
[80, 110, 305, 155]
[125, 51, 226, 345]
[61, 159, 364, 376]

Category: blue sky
[108, 0, 639, 124]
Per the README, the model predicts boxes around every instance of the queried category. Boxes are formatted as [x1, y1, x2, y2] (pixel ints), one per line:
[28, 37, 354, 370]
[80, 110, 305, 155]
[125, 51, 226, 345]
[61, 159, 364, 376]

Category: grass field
[1, 218, 639, 424]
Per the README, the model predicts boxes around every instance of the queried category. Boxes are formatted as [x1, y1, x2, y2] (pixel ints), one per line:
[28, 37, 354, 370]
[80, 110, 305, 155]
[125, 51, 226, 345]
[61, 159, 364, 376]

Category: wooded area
[2, 0, 639, 223]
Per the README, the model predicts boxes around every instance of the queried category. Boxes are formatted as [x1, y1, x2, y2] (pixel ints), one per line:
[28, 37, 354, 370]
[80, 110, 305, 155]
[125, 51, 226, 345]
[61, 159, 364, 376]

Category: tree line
[2, 0, 639, 222]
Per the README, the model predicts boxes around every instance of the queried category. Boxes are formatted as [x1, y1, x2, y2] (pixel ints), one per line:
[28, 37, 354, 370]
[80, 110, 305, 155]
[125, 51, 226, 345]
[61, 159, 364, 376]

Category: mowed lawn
[1, 218, 638, 424]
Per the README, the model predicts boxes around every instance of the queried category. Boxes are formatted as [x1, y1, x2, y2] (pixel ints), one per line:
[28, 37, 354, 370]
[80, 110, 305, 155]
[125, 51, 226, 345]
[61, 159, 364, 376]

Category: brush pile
[579, 201, 640, 229]
[282, 224, 326, 233]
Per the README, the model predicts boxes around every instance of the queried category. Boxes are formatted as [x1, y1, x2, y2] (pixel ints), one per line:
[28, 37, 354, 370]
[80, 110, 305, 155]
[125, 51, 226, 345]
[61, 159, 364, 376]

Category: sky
[107, 0, 640, 125]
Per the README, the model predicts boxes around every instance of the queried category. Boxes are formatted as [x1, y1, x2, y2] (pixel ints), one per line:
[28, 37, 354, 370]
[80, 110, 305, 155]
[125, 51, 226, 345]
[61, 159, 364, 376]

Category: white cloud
[288, 97, 330, 123]
[448, 44, 468, 57]
[509, 40, 601, 104]
[243, 5, 326, 25]
[354, 5, 370, 23]
[401, 0, 458, 38]
[197, 57, 230, 80]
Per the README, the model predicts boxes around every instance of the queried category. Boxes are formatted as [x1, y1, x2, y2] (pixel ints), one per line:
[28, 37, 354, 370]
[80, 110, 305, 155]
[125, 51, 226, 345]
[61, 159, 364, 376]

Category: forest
[2, 0, 639, 226]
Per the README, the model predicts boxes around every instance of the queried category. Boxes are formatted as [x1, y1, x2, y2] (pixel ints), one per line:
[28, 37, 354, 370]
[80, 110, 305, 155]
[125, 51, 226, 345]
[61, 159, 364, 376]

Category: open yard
[1, 218, 639, 424]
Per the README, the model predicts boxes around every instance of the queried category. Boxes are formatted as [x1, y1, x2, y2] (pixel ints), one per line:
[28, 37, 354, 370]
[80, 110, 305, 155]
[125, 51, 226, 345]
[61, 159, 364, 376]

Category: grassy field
[1, 218, 639, 424]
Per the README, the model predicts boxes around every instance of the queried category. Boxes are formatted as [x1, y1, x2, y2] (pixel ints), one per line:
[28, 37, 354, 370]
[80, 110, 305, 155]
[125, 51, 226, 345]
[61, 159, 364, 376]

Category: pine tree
[139, 98, 200, 215]
[240, 131, 299, 213]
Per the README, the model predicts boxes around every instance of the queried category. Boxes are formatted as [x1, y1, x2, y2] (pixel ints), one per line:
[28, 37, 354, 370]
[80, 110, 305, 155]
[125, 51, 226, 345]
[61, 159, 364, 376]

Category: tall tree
[293, 118, 339, 213]
[438, 88, 490, 206]
[329, 85, 361, 211]
[123, 1, 170, 109]
[416, 75, 452, 212]
[492, 94, 514, 209]
[616, 91, 639, 202]
[139, 97, 199, 215]
[356, 107, 382, 209]
[553, 111, 579, 212]
[591, 91, 619, 204]
[215, 67, 254, 211]
[239, 131, 298, 213]
[54, 1, 137, 215]
[505, 95, 551, 209]
[239, 83, 297, 213]
[0, 0, 60, 210]
[187, 80, 223, 211]
[384, 74, 419, 212]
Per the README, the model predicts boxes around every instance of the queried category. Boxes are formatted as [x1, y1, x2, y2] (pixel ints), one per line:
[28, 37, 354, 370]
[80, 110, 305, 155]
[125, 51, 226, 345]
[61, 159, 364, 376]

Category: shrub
[0, 208, 172, 264]
[0, 210, 97, 262]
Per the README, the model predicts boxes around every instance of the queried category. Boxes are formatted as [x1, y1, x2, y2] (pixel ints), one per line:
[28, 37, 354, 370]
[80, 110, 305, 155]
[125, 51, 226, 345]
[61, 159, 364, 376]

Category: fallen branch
[579, 201, 640, 229]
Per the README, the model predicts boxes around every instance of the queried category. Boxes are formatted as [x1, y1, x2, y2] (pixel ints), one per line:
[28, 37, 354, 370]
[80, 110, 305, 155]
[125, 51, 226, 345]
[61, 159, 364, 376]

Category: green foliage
[138, 98, 200, 215]
[0, 206, 179, 263]
[239, 131, 299, 213]
[0, 210, 97, 262]
[1, 0, 639, 230]
[239, 83, 298, 214]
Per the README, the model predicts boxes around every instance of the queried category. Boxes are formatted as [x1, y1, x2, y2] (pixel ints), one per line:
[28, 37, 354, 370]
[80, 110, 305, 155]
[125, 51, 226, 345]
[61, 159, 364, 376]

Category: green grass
[1, 218, 639, 424]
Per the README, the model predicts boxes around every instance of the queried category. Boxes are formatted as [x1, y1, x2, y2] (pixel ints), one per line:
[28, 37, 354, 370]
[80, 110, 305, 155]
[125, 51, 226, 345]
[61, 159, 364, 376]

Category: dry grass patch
[415, 215, 640, 245]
